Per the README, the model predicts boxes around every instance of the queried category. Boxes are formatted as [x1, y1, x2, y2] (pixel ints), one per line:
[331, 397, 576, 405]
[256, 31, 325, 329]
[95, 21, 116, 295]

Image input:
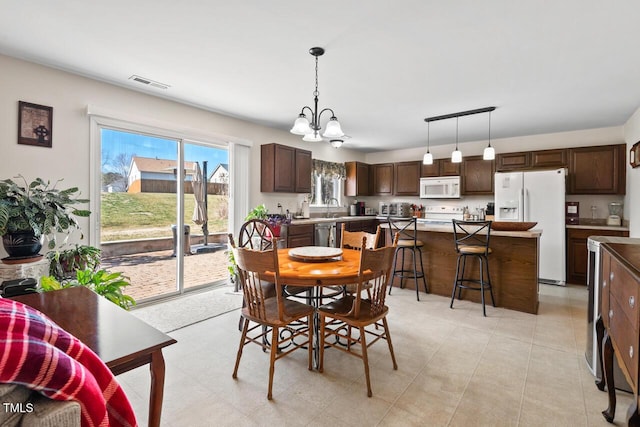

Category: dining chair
[387, 217, 428, 301]
[318, 233, 399, 397]
[451, 219, 495, 316]
[232, 219, 279, 331]
[231, 239, 314, 400]
[340, 223, 380, 298]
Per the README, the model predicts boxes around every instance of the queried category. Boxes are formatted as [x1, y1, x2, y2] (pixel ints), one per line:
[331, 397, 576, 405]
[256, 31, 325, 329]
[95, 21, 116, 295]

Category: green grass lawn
[101, 192, 228, 241]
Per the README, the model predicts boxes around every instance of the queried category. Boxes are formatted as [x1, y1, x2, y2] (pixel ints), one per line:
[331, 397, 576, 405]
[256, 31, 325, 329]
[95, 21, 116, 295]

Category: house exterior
[127, 156, 196, 193]
[209, 163, 228, 183]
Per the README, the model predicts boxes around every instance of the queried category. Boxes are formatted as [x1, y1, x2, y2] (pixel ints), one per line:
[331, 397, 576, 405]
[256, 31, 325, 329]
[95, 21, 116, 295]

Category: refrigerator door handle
[518, 188, 525, 222]
[523, 188, 528, 221]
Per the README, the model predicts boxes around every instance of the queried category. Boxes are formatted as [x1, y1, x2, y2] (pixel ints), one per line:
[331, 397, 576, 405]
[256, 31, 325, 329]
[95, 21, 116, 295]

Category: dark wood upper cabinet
[294, 149, 312, 193]
[531, 149, 568, 169]
[394, 161, 421, 196]
[496, 152, 531, 171]
[372, 163, 394, 196]
[568, 144, 626, 194]
[344, 161, 370, 196]
[260, 143, 312, 193]
[440, 159, 461, 176]
[462, 156, 494, 195]
[420, 160, 440, 177]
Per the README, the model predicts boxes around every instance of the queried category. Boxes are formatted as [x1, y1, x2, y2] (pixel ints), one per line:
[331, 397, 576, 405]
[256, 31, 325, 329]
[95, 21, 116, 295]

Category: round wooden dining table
[273, 247, 367, 287]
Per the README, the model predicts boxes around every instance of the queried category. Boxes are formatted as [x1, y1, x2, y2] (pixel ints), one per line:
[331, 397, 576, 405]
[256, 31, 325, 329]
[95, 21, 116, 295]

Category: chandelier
[290, 47, 345, 146]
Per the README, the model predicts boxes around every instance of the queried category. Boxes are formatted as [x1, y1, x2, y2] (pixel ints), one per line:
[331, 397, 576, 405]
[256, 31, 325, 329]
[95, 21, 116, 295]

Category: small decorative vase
[2, 231, 43, 258]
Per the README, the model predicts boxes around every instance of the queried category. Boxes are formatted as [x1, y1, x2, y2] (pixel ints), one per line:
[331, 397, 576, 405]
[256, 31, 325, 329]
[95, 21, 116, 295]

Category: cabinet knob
[603, 280, 607, 288]
[609, 309, 614, 319]
[630, 296, 635, 308]
[610, 272, 615, 282]
[631, 346, 634, 359]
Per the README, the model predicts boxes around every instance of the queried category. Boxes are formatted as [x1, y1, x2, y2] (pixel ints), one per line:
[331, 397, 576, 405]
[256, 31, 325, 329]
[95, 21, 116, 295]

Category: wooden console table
[596, 242, 640, 425]
[11, 286, 177, 427]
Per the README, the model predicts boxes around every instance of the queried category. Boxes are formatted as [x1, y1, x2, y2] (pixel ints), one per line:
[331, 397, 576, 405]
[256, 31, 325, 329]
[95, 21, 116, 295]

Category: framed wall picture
[631, 141, 640, 168]
[18, 101, 53, 148]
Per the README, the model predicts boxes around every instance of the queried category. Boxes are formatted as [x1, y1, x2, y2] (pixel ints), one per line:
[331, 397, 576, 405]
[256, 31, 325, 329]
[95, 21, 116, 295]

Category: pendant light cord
[427, 122, 430, 153]
[455, 117, 459, 149]
[488, 111, 492, 147]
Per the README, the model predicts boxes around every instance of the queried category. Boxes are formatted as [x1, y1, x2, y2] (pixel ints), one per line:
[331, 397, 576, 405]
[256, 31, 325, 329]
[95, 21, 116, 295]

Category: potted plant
[0, 176, 90, 258]
[47, 244, 101, 280]
[244, 204, 290, 237]
[40, 269, 136, 310]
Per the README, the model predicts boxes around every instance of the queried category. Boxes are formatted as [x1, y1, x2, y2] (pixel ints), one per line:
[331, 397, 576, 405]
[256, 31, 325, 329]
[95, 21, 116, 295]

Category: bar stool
[387, 217, 428, 301]
[450, 220, 495, 316]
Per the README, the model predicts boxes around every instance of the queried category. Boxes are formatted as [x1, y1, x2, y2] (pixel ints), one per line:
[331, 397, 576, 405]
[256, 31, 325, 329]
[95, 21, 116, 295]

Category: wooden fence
[129, 179, 228, 195]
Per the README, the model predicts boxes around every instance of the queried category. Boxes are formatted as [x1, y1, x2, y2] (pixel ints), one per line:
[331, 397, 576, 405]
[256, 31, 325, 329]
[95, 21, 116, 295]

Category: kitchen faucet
[325, 197, 340, 218]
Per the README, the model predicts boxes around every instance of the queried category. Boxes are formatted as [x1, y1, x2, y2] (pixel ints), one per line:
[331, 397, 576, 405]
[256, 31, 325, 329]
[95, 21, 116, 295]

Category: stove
[417, 206, 465, 224]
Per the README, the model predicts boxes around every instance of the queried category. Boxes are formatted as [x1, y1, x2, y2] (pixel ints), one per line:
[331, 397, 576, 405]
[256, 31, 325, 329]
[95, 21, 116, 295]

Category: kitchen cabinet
[394, 161, 421, 196]
[531, 148, 567, 169]
[260, 143, 312, 193]
[461, 156, 494, 195]
[568, 144, 626, 195]
[372, 163, 394, 196]
[344, 161, 370, 196]
[421, 159, 461, 177]
[496, 152, 530, 171]
[286, 224, 314, 248]
[565, 227, 629, 285]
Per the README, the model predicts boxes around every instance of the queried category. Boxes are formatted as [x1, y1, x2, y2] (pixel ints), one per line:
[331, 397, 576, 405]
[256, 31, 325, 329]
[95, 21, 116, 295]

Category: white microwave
[420, 176, 461, 199]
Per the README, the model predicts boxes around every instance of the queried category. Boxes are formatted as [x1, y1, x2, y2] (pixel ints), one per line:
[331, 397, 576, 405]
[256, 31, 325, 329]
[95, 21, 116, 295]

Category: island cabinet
[394, 161, 421, 196]
[372, 163, 394, 196]
[598, 243, 640, 425]
[260, 143, 311, 193]
[420, 159, 461, 177]
[344, 161, 370, 196]
[286, 224, 314, 248]
[566, 227, 629, 285]
[461, 156, 494, 195]
[568, 144, 626, 195]
[384, 224, 541, 314]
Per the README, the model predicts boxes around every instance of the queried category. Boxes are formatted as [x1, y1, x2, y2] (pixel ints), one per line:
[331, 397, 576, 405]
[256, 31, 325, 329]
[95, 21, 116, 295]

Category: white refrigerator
[494, 168, 566, 285]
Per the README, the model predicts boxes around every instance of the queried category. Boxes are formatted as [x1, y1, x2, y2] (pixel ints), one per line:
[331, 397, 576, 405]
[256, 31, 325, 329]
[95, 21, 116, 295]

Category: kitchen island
[382, 222, 542, 314]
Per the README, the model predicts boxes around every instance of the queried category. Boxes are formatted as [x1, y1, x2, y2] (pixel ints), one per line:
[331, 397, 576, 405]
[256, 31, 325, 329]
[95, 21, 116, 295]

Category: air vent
[128, 75, 170, 90]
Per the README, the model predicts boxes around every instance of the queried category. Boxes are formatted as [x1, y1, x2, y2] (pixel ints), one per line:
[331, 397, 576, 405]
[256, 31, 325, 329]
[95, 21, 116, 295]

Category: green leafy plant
[227, 248, 238, 285]
[0, 175, 91, 248]
[245, 204, 269, 221]
[47, 244, 102, 280]
[40, 269, 136, 310]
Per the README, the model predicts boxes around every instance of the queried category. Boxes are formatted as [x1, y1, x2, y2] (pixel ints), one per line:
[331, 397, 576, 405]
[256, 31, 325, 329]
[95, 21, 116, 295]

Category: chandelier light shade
[483, 111, 495, 160]
[422, 122, 433, 165]
[290, 47, 346, 147]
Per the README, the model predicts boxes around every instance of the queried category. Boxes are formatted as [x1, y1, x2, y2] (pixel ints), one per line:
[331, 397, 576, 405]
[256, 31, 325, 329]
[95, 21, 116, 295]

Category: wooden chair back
[340, 223, 381, 250]
[352, 233, 399, 318]
[238, 219, 277, 250]
[231, 238, 284, 322]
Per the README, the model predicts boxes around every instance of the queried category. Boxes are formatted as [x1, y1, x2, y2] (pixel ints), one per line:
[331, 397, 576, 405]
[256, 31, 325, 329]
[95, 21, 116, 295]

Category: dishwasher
[314, 222, 336, 247]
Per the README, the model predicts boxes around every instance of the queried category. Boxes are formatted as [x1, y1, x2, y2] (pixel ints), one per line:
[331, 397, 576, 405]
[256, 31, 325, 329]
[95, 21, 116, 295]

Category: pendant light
[451, 117, 462, 163]
[422, 122, 433, 165]
[290, 47, 346, 147]
[483, 110, 495, 160]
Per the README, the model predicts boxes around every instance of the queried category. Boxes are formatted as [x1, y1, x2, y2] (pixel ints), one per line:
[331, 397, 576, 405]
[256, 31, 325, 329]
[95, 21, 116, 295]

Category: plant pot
[2, 231, 43, 258]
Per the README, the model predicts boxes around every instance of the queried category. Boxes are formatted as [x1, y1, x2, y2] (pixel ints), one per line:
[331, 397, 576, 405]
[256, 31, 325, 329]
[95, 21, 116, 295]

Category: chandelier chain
[313, 55, 319, 97]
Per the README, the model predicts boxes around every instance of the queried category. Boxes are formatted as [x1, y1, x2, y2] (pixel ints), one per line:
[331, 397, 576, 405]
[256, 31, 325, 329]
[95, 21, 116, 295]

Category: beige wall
[624, 106, 640, 237]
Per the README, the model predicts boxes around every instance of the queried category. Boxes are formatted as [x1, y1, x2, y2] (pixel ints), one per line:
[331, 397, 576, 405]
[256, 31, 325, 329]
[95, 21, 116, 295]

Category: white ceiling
[1, 1, 639, 152]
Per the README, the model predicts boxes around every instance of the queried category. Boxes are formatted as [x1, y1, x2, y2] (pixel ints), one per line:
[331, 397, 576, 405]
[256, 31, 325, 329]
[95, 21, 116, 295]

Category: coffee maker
[607, 202, 623, 226]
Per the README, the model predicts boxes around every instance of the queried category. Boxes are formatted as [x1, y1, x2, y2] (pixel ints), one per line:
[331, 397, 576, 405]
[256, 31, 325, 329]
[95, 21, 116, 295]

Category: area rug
[130, 285, 242, 333]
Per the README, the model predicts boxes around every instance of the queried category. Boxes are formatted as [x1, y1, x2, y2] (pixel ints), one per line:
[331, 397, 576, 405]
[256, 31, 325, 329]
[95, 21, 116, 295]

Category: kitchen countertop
[565, 218, 629, 231]
[381, 221, 542, 238]
[288, 215, 378, 226]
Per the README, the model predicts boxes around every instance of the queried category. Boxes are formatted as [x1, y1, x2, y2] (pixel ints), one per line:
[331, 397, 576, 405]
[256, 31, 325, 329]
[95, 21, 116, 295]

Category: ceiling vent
[128, 75, 170, 90]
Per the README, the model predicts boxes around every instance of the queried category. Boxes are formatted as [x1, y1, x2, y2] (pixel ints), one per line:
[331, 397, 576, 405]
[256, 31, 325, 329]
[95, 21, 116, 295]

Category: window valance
[312, 159, 345, 179]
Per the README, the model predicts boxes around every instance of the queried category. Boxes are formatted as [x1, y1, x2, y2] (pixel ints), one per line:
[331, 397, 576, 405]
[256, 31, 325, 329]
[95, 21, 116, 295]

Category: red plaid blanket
[0, 298, 137, 427]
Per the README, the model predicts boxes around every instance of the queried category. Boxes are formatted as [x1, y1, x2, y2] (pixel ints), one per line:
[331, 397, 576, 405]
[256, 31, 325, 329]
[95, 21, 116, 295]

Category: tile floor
[118, 284, 634, 426]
